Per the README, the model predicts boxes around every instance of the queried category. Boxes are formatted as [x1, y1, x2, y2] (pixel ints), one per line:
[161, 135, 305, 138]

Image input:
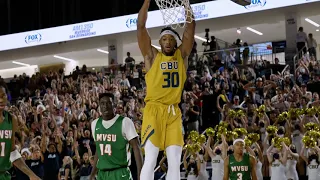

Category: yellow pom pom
[281, 137, 291, 146]
[234, 128, 248, 137]
[218, 126, 227, 135]
[272, 137, 282, 149]
[219, 121, 229, 128]
[205, 127, 215, 137]
[266, 125, 278, 136]
[228, 110, 237, 118]
[302, 135, 317, 148]
[244, 137, 253, 147]
[288, 108, 299, 119]
[247, 133, 260, 143]
[197, 134, 206, 144]
[304, 123, 319, 131]
[237, 110, 245, 117]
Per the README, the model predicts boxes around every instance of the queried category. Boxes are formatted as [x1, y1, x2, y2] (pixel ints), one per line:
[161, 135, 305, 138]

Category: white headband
[233, 139, 245, 146]
[160, 30, 179, 42]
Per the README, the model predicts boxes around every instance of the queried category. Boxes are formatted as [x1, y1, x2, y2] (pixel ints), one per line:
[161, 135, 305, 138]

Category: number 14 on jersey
[100, 144, 112, 156]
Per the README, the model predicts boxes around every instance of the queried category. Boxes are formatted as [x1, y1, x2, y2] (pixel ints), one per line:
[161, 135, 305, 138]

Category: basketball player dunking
[224, 139, 258, 180]
[137, 0, 195, 179]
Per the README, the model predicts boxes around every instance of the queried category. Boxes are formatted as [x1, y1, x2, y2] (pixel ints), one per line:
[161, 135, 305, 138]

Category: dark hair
[160, 27, 182, 41]
[0, 80, 8, 94]
[299, 27, 303, 31]
[99, 93, 114, 101]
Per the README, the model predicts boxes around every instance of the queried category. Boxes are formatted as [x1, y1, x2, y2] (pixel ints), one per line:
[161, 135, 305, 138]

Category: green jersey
[94, 116, 130, 170]
[229, 153, 251, 180]
[0, 111, 13, 171]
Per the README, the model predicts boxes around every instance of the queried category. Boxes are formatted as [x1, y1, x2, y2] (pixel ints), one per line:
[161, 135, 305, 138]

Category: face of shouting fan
[159, 34, 177, 55]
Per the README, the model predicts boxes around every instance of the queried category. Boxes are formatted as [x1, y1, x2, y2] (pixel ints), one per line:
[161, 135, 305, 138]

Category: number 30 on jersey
[100, 144, 112, 156]
[162, 72, 179, 88]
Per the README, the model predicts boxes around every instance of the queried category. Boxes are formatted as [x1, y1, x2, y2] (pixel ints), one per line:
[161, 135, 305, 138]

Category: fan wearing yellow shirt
[137, 0, 195, 180]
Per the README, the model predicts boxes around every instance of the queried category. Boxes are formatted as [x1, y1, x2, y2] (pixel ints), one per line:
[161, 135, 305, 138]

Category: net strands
[155, 0, 194, 29]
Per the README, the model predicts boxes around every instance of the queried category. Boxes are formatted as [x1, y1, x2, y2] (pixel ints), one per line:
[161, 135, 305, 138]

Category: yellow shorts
[141, 102, 184, 151]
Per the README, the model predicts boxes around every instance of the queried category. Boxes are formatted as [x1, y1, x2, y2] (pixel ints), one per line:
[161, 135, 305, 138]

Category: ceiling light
[92, 68, 95, 70]
[305, 18, 320, 27]
[152, 44, 161, 50]
[194, 35, 207, 42]
[317, 29, 319, 32]
[97, 49, 109, 54]
[246, 27, 263, 35]
[53, 55, 76, 62]
[237, 29, 241, 34]
[12, 61, 30, 66]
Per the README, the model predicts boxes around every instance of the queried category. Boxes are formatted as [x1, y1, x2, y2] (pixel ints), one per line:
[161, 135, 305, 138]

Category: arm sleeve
[122, 117, 138, 141]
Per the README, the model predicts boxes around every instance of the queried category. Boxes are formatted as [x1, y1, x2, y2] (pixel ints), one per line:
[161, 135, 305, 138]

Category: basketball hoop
[154, 0, 194, 29]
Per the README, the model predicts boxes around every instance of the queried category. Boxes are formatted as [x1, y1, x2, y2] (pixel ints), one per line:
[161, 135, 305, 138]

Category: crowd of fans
[0, 40, 319, 180]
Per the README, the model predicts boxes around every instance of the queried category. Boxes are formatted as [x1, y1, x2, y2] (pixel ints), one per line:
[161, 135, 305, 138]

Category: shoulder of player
[9, 113, 18, 131]
[8, 112, 17, 123]
[121, 116, 132, 122]
[91, 118, 99, 126]
[91, 118, 100, 134]
[121, 116, 135, 128]
[144, 48, 158, 69]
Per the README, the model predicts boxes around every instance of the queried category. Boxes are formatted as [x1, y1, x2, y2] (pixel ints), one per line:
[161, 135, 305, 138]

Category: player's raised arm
[223, 156, 229, 180]
[137, 0, 157, 69]
[250, 155, 258, 180]
[179, 3, 195, 61]
[11, 114, 41, 180]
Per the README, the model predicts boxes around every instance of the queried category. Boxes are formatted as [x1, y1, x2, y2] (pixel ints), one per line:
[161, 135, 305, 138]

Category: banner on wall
[0, 0, 319, 52]
[69, 23, 97, 40]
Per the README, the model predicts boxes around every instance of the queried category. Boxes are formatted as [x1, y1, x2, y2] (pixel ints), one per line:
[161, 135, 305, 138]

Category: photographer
[202, 29, 219, 63]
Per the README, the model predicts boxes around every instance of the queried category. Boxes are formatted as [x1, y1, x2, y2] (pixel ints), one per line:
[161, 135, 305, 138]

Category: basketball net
[155, 0, 194, 29]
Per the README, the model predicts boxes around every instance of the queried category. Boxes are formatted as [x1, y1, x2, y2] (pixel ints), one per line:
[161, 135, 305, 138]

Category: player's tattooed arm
[223, 156, 229, 180]
[129, 137, 143, 180]
[89, 148, 99, 180]
[11, 114, 41, 180]
[249, 155, 258, 180]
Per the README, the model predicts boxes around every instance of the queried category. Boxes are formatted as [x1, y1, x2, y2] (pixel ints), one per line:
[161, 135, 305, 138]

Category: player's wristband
[10, 149, 22, 163]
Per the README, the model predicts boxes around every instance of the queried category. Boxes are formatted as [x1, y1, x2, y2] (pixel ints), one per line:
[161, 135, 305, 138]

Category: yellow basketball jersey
[144, 49, 186, 105]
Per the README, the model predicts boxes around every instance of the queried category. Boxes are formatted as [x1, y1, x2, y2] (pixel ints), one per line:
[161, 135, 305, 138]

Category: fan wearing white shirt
[296, 27, 308, 56]
[119, 73, 131, 88]
[204, 135, 227, 180]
